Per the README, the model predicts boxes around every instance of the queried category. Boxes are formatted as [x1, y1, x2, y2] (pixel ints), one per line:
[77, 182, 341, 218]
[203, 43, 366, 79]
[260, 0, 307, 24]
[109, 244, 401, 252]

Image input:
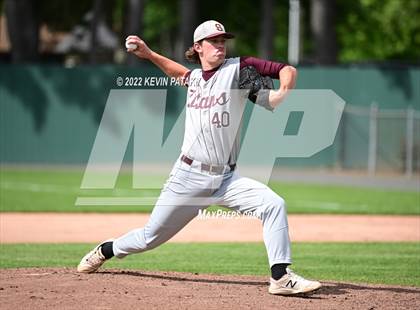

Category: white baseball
[125, 41, 137, 50]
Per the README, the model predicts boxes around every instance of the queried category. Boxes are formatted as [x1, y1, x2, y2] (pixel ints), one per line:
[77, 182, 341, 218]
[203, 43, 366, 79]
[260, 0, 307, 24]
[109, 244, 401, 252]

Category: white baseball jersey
[112, 58, 292, 271]
[181, 57, 245, 165]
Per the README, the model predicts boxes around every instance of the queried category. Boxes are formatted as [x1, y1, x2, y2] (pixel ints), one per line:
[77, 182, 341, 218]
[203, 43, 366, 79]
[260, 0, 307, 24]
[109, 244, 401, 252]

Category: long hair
[185, 45, 201, 64]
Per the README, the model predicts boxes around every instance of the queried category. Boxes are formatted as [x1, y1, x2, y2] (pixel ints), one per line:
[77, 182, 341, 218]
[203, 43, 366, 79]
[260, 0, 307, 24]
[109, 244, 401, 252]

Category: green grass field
[1, 242, 419, 287]
[1, 169, 419, 214]
[1, 169, 419, 288]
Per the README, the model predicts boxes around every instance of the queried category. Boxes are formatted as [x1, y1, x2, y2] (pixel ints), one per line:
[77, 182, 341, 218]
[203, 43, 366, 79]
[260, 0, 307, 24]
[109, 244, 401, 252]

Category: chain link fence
[339, 104, 420, 176]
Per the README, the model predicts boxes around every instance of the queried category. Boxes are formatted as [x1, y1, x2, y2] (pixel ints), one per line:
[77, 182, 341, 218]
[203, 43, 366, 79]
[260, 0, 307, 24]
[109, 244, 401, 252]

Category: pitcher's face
[194, 36, 227, 68]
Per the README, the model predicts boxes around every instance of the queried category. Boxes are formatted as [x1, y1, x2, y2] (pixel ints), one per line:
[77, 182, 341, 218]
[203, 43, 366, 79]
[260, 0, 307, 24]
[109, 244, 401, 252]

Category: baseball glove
[239, 65, 274, 104]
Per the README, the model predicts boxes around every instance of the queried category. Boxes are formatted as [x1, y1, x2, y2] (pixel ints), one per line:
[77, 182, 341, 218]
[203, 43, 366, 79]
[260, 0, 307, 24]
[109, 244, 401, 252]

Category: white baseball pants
[113, 157, 292, 267]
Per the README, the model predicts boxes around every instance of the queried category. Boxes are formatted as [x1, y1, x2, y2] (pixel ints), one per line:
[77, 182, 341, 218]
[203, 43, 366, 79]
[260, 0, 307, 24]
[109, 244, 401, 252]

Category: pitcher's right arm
[126, 36, 190, 82]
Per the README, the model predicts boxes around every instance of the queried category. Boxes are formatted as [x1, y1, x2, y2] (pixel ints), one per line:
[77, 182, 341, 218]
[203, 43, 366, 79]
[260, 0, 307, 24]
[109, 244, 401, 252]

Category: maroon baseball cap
[193, 20, 235, 43]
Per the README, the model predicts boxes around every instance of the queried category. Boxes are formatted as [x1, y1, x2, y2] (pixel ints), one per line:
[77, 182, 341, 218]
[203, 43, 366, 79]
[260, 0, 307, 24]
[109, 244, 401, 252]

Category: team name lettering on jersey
[182, 57, 242, 165]
[187, 91, 229, 109]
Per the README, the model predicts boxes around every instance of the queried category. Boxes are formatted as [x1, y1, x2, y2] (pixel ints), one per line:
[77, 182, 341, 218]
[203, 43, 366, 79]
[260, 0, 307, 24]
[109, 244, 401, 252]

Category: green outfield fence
[1, 64, 419, 174]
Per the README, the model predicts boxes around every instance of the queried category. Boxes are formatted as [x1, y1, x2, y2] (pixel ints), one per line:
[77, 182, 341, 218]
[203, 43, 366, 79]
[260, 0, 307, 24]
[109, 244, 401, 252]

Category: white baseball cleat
[77, 240, 114, 273]
[268, 269, 322, 295]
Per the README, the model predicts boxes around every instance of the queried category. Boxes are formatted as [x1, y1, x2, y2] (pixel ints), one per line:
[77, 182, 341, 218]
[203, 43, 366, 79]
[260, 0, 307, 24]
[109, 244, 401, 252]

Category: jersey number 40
[212, 111, 230, 128]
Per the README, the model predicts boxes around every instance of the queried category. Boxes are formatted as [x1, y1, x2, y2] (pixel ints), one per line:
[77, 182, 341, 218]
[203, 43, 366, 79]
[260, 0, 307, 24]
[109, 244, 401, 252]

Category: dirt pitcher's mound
[1, 268, 419, 310]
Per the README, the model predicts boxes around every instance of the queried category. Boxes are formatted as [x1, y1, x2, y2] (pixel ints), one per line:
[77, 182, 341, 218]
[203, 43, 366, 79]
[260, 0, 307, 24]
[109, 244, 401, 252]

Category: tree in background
[2, 0, 419, 64]
[310, 0, 338, 64]
[336, 0, 420, 63]
[175, 0, 197, 62]
[124, 0, 145, 65]
[140, 0, 177, 58]
[4, 0, 39, 63]
[259, 0, 275, 60]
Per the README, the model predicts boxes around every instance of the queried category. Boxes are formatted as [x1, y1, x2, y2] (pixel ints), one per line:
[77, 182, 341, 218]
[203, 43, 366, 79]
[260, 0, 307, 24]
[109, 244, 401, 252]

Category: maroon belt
[181, 155, 236, 174]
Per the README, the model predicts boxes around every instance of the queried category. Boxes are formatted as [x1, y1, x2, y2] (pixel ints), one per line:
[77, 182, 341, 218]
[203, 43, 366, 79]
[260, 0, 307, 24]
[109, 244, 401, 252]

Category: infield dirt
[1, 214, 419, 309]
[2, 213, 419, 243]
[1, 268, 419, 310]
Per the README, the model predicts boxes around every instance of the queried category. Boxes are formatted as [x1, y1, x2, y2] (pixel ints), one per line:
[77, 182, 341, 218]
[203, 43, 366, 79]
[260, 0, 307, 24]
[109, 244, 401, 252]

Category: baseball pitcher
[77, 20, 321, 296]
